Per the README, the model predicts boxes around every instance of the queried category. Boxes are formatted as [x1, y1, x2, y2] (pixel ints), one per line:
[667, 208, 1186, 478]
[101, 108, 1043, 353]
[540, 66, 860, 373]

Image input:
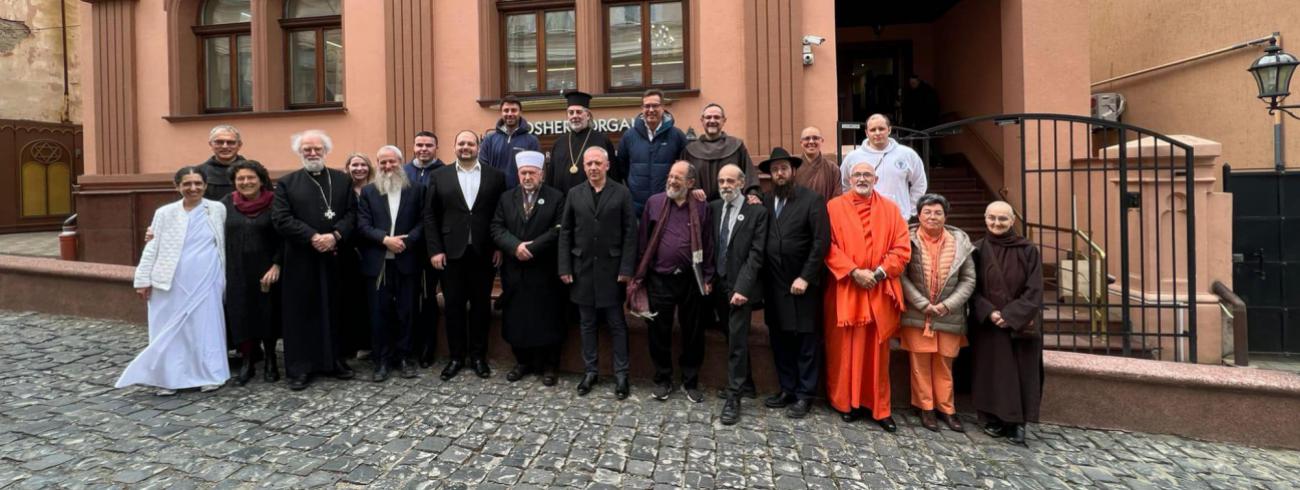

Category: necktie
[524, 192, 535, 218]
[718, 202, 733, 276]
[775, 198, 784, 218]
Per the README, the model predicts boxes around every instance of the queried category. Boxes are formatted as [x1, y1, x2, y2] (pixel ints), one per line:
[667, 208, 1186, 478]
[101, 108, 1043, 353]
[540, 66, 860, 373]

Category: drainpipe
[59, 0, 70, 124]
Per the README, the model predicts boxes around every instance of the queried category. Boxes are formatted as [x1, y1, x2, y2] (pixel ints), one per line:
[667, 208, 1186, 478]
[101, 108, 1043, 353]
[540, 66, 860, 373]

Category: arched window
[194, 0, 253, 112]
[283, 0, 343, 107]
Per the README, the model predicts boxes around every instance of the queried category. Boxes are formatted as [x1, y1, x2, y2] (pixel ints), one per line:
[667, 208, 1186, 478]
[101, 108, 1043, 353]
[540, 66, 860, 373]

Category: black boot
[263, 352, 279, 382]
[235, 358, 255, 386]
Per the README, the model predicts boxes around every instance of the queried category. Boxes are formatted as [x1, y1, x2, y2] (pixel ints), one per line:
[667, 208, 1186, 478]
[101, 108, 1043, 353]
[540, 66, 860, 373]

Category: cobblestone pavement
[2, 310, 1298, 489]
[0, 232, 60, 258]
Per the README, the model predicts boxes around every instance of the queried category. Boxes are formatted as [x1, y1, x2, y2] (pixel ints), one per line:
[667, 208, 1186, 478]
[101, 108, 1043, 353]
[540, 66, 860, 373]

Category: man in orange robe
[824, 161, 912, 432]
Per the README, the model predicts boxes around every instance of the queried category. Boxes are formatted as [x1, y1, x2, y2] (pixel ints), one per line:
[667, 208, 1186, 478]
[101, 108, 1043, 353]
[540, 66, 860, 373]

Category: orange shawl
[825, 191, 912, 340]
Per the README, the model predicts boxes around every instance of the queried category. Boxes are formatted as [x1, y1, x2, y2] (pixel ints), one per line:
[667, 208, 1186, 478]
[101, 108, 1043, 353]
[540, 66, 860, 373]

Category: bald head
[984, 201, 1016, 236]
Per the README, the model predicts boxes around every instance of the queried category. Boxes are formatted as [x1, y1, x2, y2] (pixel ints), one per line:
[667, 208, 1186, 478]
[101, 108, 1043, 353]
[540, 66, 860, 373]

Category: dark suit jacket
[491, 185, 565, 259]
[762, 185, 830, 333]
[710, 198, 767, 299]
[423, 163, 507, 260]
[558, 180, 638, 307]
[357, 183, 425, 276]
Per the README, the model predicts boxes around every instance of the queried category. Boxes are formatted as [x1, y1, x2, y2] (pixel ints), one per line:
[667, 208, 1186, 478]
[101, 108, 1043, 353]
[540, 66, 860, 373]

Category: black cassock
[272, 168, 356, 378]
[220, 194, 282, 346]
[546, 127, 617, 191]
[490, 185, 568, 348]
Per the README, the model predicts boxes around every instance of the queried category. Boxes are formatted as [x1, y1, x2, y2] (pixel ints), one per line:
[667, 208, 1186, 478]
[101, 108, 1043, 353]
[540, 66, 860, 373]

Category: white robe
[116, 205, 229, 390]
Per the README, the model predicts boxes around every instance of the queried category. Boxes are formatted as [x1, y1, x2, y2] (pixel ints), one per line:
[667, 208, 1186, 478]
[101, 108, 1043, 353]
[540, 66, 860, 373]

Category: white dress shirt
[457, 161, 483, 209]
[720, 192, 744, 242]
[385, 190, 402, 259]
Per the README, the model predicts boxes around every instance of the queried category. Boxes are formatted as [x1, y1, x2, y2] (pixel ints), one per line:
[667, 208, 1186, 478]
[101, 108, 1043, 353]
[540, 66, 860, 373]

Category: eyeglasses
[641, 103, 663, 110]
[850, 172, 875, 180]
[300, 147, 326, 155]
[211, 139, 239, 147]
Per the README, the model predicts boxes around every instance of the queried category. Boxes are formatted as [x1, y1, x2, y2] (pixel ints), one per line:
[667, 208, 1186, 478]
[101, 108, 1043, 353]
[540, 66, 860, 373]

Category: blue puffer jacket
[617, 112, 688, 215]
[480, 116, 540, 189]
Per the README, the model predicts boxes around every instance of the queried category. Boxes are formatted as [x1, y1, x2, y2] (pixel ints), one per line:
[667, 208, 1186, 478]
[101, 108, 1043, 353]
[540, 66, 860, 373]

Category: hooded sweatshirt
[840, 137, 928, 220]
[480, 116, 540, 189]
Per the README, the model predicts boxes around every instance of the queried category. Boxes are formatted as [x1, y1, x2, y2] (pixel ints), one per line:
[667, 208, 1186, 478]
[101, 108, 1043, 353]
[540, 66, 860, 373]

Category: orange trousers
[825, 322, 892, 420]
[907, 352, 956, 414]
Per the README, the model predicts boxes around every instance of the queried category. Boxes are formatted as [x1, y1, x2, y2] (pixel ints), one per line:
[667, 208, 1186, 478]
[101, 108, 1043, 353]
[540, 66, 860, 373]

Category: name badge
[736, 214, 745, 222]
[692, 250, 704, 264]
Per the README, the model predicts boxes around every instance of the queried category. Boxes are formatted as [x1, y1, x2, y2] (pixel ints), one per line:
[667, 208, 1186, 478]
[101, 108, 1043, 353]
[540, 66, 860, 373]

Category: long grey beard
[374, 170, 410, 196]
[567, 120, 589, 132]
[302, 158, 325, 173]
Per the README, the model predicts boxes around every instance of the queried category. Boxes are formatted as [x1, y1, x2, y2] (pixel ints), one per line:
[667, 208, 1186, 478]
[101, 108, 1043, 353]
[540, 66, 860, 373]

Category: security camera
[802, 35, 825, 46]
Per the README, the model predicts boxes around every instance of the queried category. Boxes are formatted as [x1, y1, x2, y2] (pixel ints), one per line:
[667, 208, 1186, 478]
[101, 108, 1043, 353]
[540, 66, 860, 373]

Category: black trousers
[414, 265, 441, 362]
[511, 346, 560, 370]
[769, 328, 820, 400]
[366, 260, 416, 367]
[442, 247, 495, 361]
[647, 271, 706, 388]
[712, 285, 757, 398]
[579, 304, 629, 376]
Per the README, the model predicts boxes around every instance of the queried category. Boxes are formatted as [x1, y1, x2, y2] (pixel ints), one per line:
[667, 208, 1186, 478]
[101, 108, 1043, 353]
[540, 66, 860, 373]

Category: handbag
[626, 197, 672, 320]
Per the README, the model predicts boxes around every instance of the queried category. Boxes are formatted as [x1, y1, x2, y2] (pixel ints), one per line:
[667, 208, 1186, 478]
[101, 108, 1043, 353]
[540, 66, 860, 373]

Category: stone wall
[0, 0, 80, 124]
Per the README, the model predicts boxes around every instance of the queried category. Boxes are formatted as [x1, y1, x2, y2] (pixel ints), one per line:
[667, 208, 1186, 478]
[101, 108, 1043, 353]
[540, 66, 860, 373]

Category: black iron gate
[841, 114, 1200, 362]
[1224, 167, 1300, 354]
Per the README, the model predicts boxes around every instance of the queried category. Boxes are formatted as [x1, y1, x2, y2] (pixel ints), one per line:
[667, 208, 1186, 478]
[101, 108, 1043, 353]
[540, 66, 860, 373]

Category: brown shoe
[937, 412, 965, 432]
[919, 409, 940, 432]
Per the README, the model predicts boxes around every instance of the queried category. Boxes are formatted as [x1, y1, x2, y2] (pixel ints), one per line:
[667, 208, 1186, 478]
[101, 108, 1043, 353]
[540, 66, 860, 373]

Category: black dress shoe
[471, 358, 492, 378]
[840, 408, 865, 423]
[287, 374, 309, 391]
[983, 421, 1006, 438]
[333, 360, 355, 380]
[541, 367, 558, 387]
[506, 364, 529, 382]
[576, 373, 598, 396]
[720, 397, 741, 426]
[440, 359, 464, 381]
[234, 360, 255, 386]
[615, 375, 630, 400]
[785, 399, 812, 419]
[1009, 424, 1027, 445]
[876, 416, 898, 433]
[399, 360, 418, 379]
[372, 365, 390, 383]
[938, 412, 965, 432]
[764, 392, 796, 409]
[919, 410, 940, 432]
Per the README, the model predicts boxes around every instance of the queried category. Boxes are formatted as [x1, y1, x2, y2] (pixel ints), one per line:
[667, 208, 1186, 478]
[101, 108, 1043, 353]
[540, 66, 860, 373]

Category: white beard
[374, 170, 410, 196]
[719, 189, 738, 202]
[567, 119, 589, 132]
[302, 157, 325, 173]
[666, 186, 686, 201]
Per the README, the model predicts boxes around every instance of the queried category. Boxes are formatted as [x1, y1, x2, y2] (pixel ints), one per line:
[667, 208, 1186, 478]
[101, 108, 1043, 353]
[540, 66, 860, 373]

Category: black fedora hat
[564, 90, 593, 109]
[758, 147, 802, 174]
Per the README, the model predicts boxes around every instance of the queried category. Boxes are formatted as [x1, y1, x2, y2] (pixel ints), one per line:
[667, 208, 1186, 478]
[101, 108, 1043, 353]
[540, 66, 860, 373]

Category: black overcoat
[558, 181, 637, 308]
[220, 193, 282, 345]
[761, 186, 830, 333]
[491, 185, 567, 347]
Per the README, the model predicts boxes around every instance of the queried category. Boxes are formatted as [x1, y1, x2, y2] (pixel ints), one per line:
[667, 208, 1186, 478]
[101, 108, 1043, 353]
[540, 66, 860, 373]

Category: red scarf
[232, 190, 273, 217]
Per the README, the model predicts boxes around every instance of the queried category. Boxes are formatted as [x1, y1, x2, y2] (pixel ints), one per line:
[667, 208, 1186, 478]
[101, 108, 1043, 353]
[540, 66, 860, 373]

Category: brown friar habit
[681, 133, 759, 201]
[968, 229, 1044, 424]
[794, 152, 842, 202]
[546, 127, 617, 191]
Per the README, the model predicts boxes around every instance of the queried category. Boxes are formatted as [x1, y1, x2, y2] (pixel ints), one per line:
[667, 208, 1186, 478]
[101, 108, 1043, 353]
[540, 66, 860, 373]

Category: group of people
[119, 89, 1044, 445]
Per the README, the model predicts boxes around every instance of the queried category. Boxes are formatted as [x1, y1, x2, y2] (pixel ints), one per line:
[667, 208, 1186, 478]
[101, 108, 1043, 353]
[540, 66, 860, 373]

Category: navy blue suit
[357, 183, 426, 367]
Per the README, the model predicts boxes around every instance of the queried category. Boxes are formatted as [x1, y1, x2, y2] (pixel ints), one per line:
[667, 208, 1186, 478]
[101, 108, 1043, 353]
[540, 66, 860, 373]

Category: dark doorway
[1225, 168, 1300, 354]
[837, 42, 911, 131]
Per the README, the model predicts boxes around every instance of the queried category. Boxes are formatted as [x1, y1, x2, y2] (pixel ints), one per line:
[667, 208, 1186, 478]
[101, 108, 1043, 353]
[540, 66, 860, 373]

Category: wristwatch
[872, 267, 886, 282]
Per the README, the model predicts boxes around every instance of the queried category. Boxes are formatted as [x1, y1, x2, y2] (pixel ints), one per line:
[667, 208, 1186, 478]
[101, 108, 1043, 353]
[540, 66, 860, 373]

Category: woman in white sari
[117, 166, 229, 395]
